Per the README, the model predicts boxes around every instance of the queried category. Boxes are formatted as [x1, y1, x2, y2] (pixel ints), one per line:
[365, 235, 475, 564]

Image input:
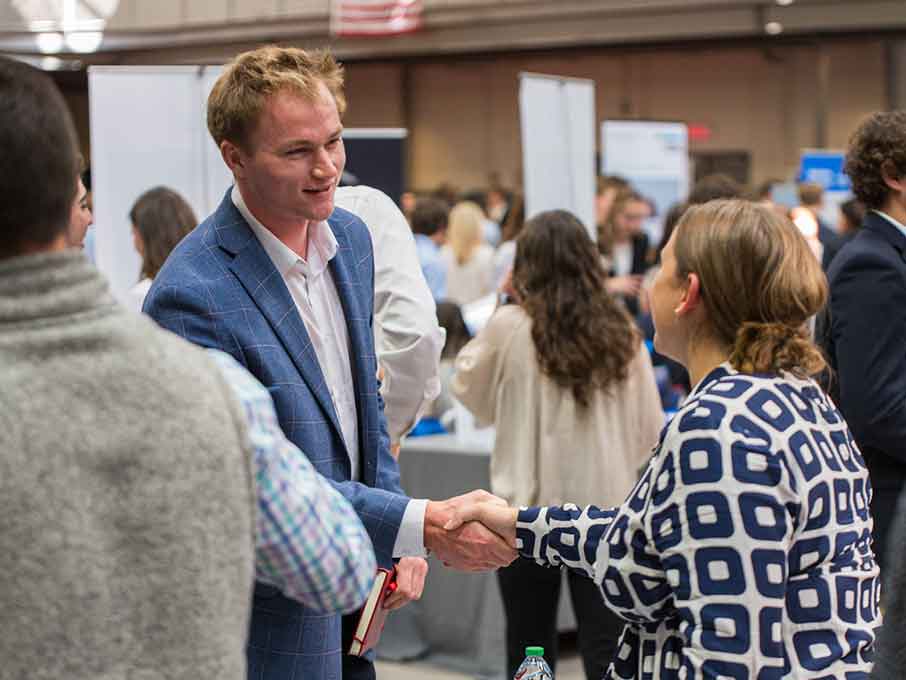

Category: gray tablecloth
[378, 434, 575, 679]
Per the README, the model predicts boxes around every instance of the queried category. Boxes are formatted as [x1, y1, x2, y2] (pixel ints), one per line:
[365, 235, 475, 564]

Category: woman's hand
[605, 274, 643, 298]
[443, 499, 519, 550]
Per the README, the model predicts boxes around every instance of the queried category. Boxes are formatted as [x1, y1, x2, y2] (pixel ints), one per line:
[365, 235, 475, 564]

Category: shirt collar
[231, 185, 338, 278]
[872, 209, 906, 240]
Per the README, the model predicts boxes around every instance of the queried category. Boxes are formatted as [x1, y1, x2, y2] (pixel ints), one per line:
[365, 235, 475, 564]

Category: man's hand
[442, 500, 519, 549]
[384, 557, 428, 611]
[423, 490, 518, 572]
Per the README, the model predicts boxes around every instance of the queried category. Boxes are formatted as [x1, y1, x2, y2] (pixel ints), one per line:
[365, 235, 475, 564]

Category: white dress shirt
[232, 186, 427, 557]
[334, 185, 444, 444]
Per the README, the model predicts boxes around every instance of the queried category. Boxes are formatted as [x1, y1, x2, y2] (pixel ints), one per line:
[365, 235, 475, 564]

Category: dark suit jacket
[145, 190, 409, 680]
[818, 220, 843, 271]
[823, 210, 906, 471]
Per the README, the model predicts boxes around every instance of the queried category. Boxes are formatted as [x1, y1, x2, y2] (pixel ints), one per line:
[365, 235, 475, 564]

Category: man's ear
[674, 272, 702, 317]
[220, 140, 245, 180]
[881, 160, 905, 194]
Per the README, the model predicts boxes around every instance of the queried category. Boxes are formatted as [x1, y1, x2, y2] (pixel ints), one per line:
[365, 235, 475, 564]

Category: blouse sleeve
[450, 305, 521, 426]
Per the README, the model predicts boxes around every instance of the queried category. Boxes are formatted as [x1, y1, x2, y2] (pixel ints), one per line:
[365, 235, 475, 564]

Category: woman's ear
[674, 272, 702, 317]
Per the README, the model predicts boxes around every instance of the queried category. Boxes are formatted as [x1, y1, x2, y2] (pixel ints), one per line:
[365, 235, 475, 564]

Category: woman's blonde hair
[673, 199, 827, 377]
[447, 201, 485, 265]
[207, 45, 345, 150]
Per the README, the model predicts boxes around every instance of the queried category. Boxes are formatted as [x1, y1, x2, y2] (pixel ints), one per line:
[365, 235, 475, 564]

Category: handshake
[422, 490, 521, 572]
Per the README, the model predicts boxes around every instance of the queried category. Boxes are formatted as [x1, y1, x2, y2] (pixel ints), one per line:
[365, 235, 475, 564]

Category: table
[378, 434, 575, 679]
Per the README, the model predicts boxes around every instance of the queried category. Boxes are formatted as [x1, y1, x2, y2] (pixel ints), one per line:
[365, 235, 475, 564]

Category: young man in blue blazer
[145, 46, 515, 680]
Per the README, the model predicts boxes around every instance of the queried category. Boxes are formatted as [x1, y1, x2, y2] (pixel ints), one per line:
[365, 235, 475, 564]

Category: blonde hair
[673, 199, 827, 377]
[207, 45, 345, 149]
[447, 201, 485, 265]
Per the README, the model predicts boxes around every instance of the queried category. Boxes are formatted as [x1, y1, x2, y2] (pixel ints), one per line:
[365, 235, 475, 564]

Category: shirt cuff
[392, 498, 429, 557]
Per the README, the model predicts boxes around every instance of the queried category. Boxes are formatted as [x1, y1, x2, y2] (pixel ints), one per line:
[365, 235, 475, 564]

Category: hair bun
[730, 321, 825, 377]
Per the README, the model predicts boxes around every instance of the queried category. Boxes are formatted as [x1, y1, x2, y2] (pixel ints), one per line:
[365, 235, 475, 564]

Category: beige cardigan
[451, 304, 663, 508]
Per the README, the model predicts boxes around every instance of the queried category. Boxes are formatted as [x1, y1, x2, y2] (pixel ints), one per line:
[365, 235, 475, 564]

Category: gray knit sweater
[0, 252, 256, 679]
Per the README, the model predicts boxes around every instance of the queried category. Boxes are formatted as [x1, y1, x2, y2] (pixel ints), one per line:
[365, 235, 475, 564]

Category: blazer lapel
[214, 192, 345, 444]
[327, 211, 375, 483]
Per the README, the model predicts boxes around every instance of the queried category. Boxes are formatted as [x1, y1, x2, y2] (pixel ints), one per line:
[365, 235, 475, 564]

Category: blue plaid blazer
[145, 189, 409, 680]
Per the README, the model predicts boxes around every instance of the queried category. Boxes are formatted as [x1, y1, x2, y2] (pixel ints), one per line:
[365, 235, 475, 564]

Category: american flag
[330, 0, 423, 37]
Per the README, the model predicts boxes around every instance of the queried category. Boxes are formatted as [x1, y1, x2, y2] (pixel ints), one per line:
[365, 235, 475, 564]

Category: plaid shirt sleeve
[207, 349, 376, 614]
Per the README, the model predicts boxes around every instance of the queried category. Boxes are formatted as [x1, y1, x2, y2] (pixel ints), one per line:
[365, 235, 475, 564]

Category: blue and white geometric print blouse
[516, 363, 880, 679]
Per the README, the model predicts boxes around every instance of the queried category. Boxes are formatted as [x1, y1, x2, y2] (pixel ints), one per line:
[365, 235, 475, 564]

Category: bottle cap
[525, 646, 545, 657]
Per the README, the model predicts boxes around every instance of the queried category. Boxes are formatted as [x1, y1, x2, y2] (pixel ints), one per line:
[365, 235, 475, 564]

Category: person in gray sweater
[0, 56, 374, 679]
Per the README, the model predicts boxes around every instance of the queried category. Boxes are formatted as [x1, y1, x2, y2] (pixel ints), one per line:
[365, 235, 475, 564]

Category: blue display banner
[798, 151, 851, 192]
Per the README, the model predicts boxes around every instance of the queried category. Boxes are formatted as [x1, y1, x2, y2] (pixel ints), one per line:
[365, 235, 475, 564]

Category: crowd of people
[1, 41, 906, 680]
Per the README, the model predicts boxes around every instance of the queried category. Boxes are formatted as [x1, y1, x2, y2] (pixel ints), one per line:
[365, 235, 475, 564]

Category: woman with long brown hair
[451, 210, 663, 679]
[449, 200, 880, 679]
[126, 186, 197, 312]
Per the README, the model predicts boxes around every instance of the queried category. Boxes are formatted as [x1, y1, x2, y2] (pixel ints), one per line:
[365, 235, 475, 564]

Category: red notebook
[348, 567, 398, 657]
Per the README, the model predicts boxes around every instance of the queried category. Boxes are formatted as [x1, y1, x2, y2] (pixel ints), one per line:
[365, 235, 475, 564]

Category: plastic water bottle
[514, 646, 553, 680]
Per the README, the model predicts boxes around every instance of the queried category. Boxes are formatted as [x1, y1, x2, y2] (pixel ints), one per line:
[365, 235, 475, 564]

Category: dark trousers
[498, 559, 623, 680]
[341, 613, 376, 680]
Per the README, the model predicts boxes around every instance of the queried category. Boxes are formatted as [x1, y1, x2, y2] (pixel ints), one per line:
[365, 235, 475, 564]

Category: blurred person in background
[790, 205, 825, 264]
[127, 186, 198, 312]
[461, 188, 502, 247]
[687, 173, 743, 205]
[442, 200, 496, 305]
[336, 184, 445, 451]
[66, 163, 93, 249]
[492, 192, 524, 288]
[452, 210, 663, 680]
[638, 201, 691, 397]
[821, 110, 906, 580]
[595, 174, 631, 230]
[400, 190, 417, 223]
[486, 185, 511, 225]
[599, 189, 650, 316]
[449, 199, 879, 680]
[798, 181, 842, 270]
[409, 196, 449, 302]
[837, 197, 866, 241]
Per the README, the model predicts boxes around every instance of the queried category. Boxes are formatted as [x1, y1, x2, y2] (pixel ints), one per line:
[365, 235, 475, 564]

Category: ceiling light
[34, 31, 63, 53]
[765, 21, 784, 35]
[40, 55, 63, 70]
[64, 30, 103, 53]
[776, 0, 794, 5]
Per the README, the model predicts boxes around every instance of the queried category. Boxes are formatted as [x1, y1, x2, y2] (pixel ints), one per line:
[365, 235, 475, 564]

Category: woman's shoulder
[484, 304, 531, 339]
[669, 367, 833, 439]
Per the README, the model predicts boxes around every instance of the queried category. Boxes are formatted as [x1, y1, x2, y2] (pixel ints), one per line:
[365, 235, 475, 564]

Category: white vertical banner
[601, 120, 689, 246]
[89, 66, 209, 300]
[519, 72, 596, 238]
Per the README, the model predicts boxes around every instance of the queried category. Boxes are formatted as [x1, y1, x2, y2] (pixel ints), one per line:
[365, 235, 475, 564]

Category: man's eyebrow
[281, 128, 344, 150]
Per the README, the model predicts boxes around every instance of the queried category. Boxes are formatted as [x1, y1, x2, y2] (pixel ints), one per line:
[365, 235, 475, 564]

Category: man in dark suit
[145, 46, 514, 680]
[822, 110, 906, 573]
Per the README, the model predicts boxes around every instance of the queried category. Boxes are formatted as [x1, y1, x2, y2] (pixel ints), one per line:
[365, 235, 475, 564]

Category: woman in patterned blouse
[446, 199, 880, 679]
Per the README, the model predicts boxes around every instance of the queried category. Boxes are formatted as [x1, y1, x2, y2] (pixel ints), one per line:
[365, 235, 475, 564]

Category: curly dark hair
[513, 210, 639, 408]
[845, 111, 906, 210]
